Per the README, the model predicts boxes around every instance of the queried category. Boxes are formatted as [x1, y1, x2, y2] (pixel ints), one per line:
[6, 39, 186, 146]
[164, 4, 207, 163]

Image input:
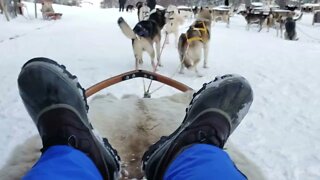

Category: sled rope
[149, 44, 191, 95]
[144, 32, 168, 97]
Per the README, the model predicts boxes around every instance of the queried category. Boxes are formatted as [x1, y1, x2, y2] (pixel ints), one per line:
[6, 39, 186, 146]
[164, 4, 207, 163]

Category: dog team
[117, 3, 303, 76]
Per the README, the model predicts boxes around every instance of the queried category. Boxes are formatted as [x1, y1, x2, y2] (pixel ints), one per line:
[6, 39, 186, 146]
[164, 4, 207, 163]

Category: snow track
[1, 3, 320, 180]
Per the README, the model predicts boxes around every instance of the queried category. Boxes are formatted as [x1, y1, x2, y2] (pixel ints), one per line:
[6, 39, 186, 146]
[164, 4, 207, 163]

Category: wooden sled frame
[85, 69, 193, 98]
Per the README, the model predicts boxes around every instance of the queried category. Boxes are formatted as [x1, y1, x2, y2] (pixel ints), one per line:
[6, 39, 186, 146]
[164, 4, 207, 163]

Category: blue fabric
[23, 145, 102, 180]
[164, 144, 247, 180]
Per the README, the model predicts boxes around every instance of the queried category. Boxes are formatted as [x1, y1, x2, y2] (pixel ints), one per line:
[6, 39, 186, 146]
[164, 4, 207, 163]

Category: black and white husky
[118, 9, 166, 70]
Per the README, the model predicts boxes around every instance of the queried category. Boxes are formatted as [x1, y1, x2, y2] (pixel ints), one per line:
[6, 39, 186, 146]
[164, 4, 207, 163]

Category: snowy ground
[1, 2, 320, 180]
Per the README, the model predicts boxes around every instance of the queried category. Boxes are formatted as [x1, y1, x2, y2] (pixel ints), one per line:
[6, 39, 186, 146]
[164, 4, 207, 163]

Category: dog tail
[178, 33, 193, 68]
[293, 11, 303, 21]
[118, 17, 136, 39]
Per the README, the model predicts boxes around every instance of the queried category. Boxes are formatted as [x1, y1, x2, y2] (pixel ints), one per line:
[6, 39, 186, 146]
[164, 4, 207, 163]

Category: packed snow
[1, 2, 320, 180]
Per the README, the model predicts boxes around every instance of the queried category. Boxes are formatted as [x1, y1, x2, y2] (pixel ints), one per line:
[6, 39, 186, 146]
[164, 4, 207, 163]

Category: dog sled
[0, 70, 266, 180]
[40, 0, 62, 20]
[85, 69, 193, 98]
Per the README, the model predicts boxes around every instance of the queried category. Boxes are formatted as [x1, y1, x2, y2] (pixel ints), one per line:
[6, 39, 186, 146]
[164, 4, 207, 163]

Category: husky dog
[192, 6, 199, 17]
[266, 13, 285, 37]
[164, 5, 184, 46]
[212, 8, 231, 27]
[177, 7, 212, 77]
[267, 10, 303, 38]
[126, 4, 134, 12]
[136, 1, 150, 21]
[266, 9, 299, 37]
[284, 17, 297, 40]
[118, 9, 166, 70]
[139, 4, 150, 21]
[239, 10, 269, 31]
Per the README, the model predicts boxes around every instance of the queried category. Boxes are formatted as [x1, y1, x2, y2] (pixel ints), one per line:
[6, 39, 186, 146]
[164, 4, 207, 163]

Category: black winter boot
[142, 74, 253, 180]
[18, 57, 120, 180]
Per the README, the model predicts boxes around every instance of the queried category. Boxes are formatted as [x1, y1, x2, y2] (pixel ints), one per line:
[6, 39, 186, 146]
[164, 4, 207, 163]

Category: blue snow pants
[23, 144, 246, 180]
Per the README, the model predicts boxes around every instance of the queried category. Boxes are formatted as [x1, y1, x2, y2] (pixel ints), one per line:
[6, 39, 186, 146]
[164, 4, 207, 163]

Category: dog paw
[139, 59, 143, 64]
[197, 74, 203, 77]
[179, 71, 184, 74]
[203, 65, 209, 69]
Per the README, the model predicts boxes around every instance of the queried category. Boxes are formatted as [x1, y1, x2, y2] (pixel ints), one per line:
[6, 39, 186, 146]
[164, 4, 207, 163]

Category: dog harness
[186, 21, 208, 44]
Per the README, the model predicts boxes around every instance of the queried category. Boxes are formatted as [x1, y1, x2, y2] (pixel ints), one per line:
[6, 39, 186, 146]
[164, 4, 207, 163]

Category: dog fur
[192, 6, 199, 17]
[269, 11, 302, 40]
[136, 2, 150, 21]
[266, 9, 299, 37]
[178, 7, 212, 77]
[239, 9, 269, 31]
[266, 13, 285, 37]
[139, 5, 150, 21]
[164, 5, 184, 47]
[211, 7, 231, 27]
[118, 9, 166, 70]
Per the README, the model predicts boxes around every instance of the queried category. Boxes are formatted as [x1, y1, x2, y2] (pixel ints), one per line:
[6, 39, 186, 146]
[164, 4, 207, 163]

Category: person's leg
[142, 75, 253, 180]
[23, 146, 102, 180]
[18, 58, 121, 180]
[164, 144, 246, 180]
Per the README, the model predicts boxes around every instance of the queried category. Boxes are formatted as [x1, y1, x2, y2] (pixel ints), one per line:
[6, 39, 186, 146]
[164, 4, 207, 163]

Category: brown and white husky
[178, 7, 212, 77]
